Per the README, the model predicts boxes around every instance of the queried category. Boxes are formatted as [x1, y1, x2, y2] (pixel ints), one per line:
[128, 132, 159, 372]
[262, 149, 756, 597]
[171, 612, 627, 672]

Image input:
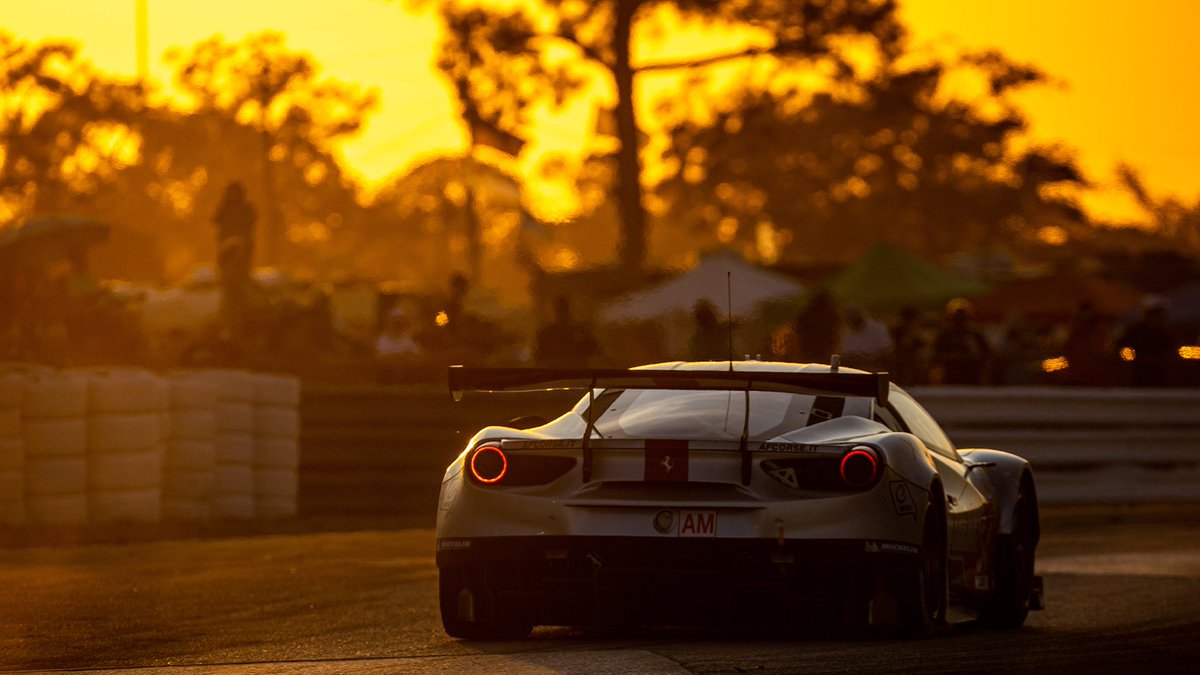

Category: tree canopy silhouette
[425, 0, 905, 271]
[654, 49, 1088, 264]
[0, 32, 379, 281]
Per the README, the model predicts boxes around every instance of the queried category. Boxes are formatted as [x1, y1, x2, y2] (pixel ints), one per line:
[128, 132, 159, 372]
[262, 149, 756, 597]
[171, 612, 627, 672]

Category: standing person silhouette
[793, 290, 841, 364]
[688, 300, 728, 361]
[213, 182, 256, 344]
[931, 299, 992, 385]
[1116, 297, 1178, 387]
[534, 296, 602, 368]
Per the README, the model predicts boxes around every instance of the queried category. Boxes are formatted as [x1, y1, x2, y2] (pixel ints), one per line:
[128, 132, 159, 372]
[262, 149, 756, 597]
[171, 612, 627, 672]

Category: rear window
[587, 389, 868, 441]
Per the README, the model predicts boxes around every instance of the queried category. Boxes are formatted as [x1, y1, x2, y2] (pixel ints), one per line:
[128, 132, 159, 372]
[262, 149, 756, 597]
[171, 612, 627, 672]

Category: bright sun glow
[1, 0, 1198, 223]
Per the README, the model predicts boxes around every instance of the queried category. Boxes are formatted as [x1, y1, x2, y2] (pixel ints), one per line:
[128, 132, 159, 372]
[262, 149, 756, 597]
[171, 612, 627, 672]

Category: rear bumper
[436, 535, 920, 629]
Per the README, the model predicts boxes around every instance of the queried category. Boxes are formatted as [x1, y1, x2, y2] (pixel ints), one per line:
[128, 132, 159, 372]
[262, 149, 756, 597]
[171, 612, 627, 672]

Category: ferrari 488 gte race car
[436, 361, 1043, 639]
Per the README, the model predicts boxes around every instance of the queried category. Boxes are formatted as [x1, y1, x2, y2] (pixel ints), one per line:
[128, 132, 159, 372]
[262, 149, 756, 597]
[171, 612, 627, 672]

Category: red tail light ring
[840, 446, 879, 488]
[470, 444, 508, 484]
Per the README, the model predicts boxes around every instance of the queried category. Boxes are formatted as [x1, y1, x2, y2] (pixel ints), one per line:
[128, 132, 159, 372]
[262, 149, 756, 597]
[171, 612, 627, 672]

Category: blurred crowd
[372, 280, 1199, 389]
[2, 257, 1197, 388]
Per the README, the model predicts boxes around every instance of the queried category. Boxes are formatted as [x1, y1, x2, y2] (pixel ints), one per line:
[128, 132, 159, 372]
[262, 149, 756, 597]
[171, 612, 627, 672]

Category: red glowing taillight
[840, 446, 879, 488]
[469, 444, 508, 484]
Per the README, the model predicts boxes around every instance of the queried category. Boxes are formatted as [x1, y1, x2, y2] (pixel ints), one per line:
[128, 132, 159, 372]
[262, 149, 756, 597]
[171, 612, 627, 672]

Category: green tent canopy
[825, 241, 987, 313]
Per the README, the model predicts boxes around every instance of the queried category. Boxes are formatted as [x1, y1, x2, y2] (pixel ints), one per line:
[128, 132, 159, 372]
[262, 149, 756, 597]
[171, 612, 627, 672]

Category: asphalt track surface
[2, 503, 1198, 674]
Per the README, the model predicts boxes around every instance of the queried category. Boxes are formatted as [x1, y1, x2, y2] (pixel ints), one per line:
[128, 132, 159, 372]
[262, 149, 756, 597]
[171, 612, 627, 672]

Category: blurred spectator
[213, 181, 256, 341]
[840, 304, 892, 371]
[688, 300, 728, 361]
[996, 315, 1042, 385]
[375, 306, 423, 382]
[793, 290, 841, 364]
[534, 296, 602, 368]
[1115, 297, 1178, 386]
[890, 306, 928, 385]
[1062, 301, 1111, 386]
[931, 299, 992, 385]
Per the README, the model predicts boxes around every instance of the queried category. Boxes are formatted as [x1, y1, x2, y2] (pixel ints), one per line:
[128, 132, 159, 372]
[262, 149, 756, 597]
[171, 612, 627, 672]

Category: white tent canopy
[601, 251, 806, 323]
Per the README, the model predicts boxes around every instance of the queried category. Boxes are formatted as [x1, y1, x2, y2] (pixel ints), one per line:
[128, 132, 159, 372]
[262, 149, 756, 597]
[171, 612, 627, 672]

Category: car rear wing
[449, 365, 888, 486]
[448, 366, 889, 405]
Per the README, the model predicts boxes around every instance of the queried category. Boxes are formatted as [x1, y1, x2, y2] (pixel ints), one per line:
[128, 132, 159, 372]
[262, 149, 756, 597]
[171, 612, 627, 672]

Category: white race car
[436, 361, 1043, 638]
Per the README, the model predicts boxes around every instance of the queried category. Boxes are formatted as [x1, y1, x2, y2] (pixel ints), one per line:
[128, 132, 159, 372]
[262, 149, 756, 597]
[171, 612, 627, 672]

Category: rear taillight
[470, 444, 507, 484]
[840, 446, 879, 488]
[761, 444, 883, 492]
[466, 443, 577, 486]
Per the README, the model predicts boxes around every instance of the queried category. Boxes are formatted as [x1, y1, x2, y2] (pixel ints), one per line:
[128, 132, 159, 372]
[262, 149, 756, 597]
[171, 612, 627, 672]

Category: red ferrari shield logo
[644, 440, 688, 481]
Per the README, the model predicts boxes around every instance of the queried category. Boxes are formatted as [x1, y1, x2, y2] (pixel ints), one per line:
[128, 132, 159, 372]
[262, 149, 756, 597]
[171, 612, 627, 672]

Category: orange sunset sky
[3, 0, 1197, 224]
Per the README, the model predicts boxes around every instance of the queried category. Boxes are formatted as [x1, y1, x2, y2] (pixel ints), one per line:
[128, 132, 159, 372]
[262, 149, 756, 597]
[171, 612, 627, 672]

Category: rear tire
[980, 477, 1038, 628]
[439, 568, 532, 640]
[896, 498, 948, 637]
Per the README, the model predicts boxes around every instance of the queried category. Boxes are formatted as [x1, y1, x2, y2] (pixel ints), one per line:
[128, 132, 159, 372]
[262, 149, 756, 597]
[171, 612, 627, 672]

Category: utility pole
[259, 62, 281, 267]
[135, 0, 149, 81]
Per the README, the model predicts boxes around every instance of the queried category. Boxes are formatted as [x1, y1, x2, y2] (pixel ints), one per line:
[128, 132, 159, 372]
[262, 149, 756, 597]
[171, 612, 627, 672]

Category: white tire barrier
[0, 375, 22, 526]
[253, 374, 301, 407]
[0, 406, 19, 438]
[163, 469, 215, 498]
[170, 410, 217, 442]
[22, 418, 88, 457]
[25, 456, 87, 495]
[0, 469, 24, 524]
[0, 438, 22, 472]
[90, 487, 160, 523]
[86, 369, 165, 524]
[211, 494, 255, 520]
[88, 413, 162, 454]
[256, 438, 300, 470]
[168, 373, 217, 410]
[255, 468, 298, 497]
[165, 440, 216, 472]
[25, 494, 88, 526]
[4, 367, 301, 528]
[163, 372, 218, 522]
[252, 373, 301, 519]
[0, 373, 24, 409]
[87, 368, 168, 414]
[22, 373, 88, 419]
[89, 451, 162, 491]
[254, 408, 299, 439]
[22, 372, 89, 526]
[210, 370, 257, 520]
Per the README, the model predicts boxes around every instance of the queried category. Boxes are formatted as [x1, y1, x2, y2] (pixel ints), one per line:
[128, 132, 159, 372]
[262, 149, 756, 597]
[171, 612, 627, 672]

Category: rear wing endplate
[448, 365, 889, 405]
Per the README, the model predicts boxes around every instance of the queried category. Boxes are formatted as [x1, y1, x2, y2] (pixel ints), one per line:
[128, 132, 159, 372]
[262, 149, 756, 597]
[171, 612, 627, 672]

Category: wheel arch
[962, 448, 1039, 540]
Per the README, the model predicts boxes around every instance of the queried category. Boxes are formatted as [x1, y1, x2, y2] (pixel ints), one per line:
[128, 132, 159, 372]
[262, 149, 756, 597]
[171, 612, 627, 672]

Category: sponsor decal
[645, 440, 689, 481]
[437, 539, 472, 551]
[653, 510, 675, 534]
[755, 442, 823, 453]
[865, 541, 919, 555]
[769, 466, 800, 489]
[890, 480, 916, 519]
[678, 510, 717, 537]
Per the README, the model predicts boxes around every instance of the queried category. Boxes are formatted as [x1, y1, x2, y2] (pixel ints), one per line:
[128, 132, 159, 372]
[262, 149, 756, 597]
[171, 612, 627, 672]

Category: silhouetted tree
[1, 32, 380, 282]
[654, 49, 1088, 264]
[1118, 163, 1200, 257]
[365, 155, 540, 302]
[0, 34, 145, 220]
[417, 0, 903, 270]
[161, 32, 378, 273]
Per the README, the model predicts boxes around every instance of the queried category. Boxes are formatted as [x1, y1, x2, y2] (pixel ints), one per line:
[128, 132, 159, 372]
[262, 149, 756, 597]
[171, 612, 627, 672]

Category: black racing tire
[979, 476, 1038, 628]
[895, 496, 948, 638]
[438, 568, 532, 640]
